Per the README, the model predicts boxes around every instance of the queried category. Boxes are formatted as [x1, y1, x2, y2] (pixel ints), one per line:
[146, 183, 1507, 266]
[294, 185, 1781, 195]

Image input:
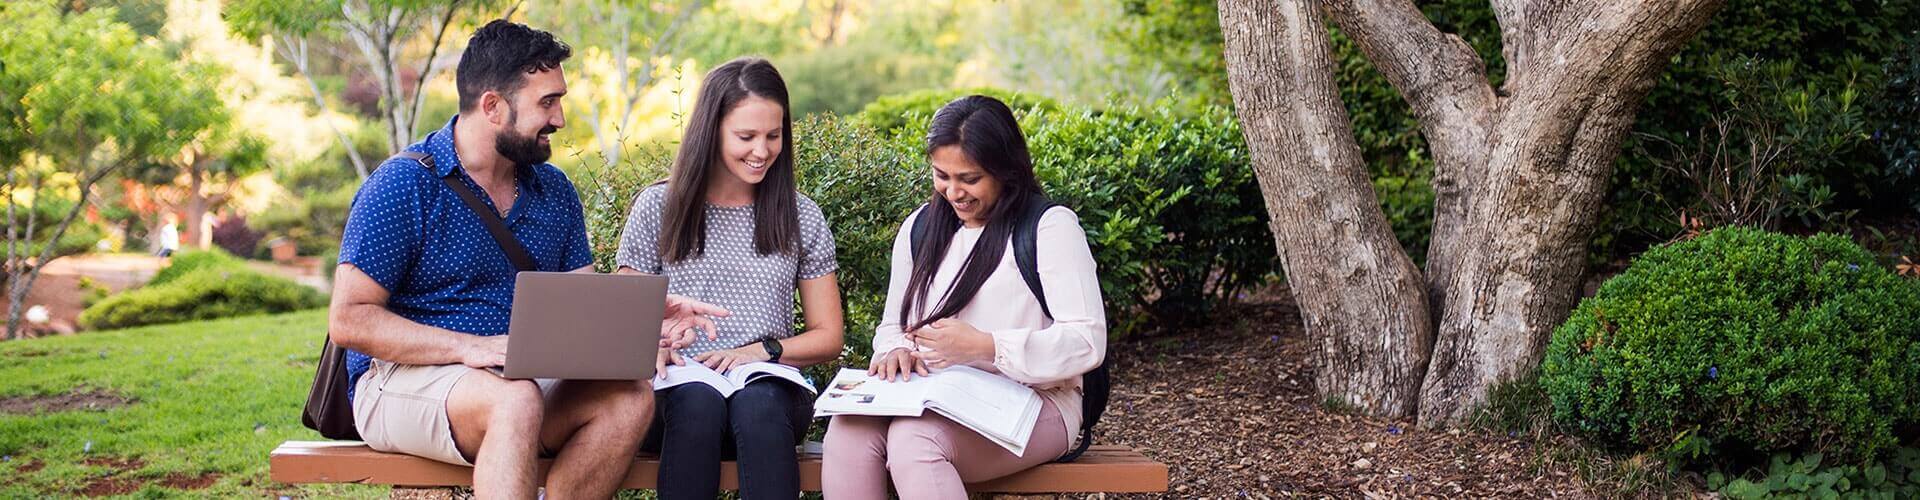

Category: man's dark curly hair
[456, 19, 571, 111]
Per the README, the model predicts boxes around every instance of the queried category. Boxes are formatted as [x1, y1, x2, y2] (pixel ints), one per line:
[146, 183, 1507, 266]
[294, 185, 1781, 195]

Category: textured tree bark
[1218, 0, 1435, 417]
[1218, 0, 1722, 424]
[1415, 0, 1724, 424]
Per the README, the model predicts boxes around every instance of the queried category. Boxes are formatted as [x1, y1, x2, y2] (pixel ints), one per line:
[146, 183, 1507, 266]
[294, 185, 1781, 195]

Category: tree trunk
[1415, 0, 1723, 424]
[1218, 0, 1434, 417]
[1219, 0, 1723, 425]
[6, 166, 107, 339]
[3, 169, 18, 338]
[184, 156, 209, 250]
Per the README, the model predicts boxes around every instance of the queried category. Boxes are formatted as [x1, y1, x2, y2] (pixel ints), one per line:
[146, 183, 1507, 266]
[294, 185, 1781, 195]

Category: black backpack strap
[1012, 198, 1108, 463]
[1010, 198, 1058, 319]
[391, 151, 537, 272]
[908, 203, 931, 263]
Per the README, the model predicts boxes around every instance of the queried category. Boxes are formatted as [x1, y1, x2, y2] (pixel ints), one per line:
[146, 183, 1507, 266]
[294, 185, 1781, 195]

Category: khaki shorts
[352, 360, 557, 466]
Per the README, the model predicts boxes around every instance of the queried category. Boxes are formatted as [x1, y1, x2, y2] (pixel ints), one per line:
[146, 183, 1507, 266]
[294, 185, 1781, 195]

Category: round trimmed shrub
[80, 268, 327, 330]
[147, 248, 244, 286]
[1543, 227, 1920, 462]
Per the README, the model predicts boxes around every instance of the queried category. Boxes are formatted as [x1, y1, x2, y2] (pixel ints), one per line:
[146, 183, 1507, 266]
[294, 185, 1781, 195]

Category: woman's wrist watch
[761, 339, 783, 363]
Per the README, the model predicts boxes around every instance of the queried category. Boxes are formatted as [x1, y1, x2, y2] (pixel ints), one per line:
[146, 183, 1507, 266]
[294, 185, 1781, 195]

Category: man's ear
[480, 90, 508, 126]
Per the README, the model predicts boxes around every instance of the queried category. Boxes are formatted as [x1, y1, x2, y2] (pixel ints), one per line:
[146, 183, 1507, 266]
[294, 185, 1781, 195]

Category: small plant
[1710, 447, 1920, 499]
[74, 277, 110, 308]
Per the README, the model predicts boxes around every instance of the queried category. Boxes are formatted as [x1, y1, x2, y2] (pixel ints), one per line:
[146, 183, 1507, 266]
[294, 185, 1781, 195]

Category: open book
[652, 361, 815, 398]
[813, 366, 1043, 456]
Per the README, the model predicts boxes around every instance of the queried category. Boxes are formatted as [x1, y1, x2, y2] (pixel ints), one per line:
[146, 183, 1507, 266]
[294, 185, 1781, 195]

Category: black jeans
[642, 378, 813, 499]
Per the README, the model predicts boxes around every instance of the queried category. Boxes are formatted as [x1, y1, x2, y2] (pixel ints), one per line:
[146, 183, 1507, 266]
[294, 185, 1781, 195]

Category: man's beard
[496, 109, 557, 166]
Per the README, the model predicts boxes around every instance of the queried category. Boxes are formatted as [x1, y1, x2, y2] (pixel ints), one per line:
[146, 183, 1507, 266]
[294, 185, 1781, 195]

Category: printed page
[652, 362, 738, 398]
[921, 366, 1044, 456]
[726, 362, 817, 394]
[812, 368, 931, 417]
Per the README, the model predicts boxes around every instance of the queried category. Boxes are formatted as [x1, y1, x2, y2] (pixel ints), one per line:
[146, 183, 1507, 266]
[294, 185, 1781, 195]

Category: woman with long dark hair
[819, 95, 1107, 499]
[614, 57, 844, 499]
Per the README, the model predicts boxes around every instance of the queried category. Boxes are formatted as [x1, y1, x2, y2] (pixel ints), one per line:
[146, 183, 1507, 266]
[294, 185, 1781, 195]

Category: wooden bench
[271, 440, 1168, 498]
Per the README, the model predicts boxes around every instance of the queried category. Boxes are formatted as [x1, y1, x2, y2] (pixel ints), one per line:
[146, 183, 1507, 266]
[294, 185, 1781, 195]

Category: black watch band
[762, 339, 783, 363]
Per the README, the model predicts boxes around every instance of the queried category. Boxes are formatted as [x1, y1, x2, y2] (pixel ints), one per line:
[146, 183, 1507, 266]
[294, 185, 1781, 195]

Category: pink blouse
[872, 206, 1108, 448]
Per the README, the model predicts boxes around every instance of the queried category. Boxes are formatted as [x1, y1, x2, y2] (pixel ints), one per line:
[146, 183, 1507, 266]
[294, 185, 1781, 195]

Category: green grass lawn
[0, 309, 382, 498]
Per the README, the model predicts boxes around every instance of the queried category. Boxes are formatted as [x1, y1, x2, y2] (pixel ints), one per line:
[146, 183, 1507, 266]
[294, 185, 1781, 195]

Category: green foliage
[1635, 56, 1886, 231]
[80, 267, 326, 330]
[1711, 448, 1920, 499]
[254, 182, 358, 256]
[2, 196, 106, 262]
[1023, 103, 1276, 331]
[1875, 35, 1920, 210]
[75, 276, 111, 308]
[776, 5, 963, 117]
[1608, 0, 1917, 247]
[582, 105, 1272, 367]
[789, 114, 924, 370]
[0, 1, 218, 162]
[1543, 228, 1920, 463]
[1119, 0, 1918, 262]
[1113, 0, 1229, 106]
[574, 142, 674, 275]
[148, 249, 245, 287]
[854, 87, 1063, 137]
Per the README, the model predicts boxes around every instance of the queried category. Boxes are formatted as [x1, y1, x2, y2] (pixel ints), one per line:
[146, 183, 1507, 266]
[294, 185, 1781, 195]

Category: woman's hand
[868, 347, 928, 382]
[654, 346, 686, 379]
[693, 344, 769, 374]
[662, 294, 728, 348]
[907, 319, 995, 370]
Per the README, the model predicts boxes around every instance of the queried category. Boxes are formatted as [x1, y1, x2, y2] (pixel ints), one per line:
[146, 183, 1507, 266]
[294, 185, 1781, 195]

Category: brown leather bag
[300, 151, 538, 440]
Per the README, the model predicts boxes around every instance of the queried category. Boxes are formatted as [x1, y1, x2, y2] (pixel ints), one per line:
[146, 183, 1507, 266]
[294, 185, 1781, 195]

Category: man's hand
[868, 347, 928, 382]
[908, 319, 994, 369]
[459, 335, 509, 369]
[662, 294, 729, 348]
[692, 344, 769, 374]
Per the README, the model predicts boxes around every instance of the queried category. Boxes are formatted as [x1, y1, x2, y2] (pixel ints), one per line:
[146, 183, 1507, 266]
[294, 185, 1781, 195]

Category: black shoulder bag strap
[301, 151, 536, 440]
[399, 151, 538, 272]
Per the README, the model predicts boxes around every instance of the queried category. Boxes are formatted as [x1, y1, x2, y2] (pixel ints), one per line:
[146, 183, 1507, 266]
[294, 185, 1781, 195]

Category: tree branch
[1321, 0, 1499, 329]
[1218, 0, 1434, 417]
[7, 157, 122, 339]
[407, 0, 465, 142]
[280, 36, 371, 178]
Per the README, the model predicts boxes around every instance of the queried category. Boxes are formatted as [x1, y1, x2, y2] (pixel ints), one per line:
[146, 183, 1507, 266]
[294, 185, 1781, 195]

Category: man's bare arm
[328, 263, 504, 368]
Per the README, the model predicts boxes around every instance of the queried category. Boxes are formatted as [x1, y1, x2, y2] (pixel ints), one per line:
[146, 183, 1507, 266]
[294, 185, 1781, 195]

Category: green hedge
[147, 248, 244, 286]
[80, 268, 327, 330]
[1022, 104, 1276, 331]
[855, 87, 1063, 137]
[580, 103, 1274, 365]
[1542, 227, 1920, 463]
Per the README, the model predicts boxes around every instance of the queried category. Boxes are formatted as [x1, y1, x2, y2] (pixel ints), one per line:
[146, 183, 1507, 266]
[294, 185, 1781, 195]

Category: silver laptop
[501, 272, 665, 380]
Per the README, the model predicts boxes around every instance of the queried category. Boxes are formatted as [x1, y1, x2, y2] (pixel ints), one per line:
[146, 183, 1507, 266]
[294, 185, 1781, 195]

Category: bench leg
[390, 486, 467, 499]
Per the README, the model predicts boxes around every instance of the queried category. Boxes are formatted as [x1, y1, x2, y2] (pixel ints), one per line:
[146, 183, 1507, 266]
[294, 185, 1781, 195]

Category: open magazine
[652, 361, 815, 398]
[813, 366, 1043, 456]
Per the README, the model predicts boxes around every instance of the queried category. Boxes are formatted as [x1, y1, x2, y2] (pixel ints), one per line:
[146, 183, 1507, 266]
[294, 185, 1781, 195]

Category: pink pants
[820, 398, 1069, 500]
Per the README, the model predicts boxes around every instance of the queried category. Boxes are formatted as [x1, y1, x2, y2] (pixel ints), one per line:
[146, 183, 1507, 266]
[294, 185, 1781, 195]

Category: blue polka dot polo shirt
[337, 115, 593, 403]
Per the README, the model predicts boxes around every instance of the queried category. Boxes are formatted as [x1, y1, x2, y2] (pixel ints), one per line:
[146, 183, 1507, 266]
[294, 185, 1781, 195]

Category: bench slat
[271, 441, 1168, 493]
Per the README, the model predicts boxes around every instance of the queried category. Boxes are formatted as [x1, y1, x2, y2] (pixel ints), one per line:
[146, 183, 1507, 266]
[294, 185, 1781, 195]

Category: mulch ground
[1082, 287, 1673, 499]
